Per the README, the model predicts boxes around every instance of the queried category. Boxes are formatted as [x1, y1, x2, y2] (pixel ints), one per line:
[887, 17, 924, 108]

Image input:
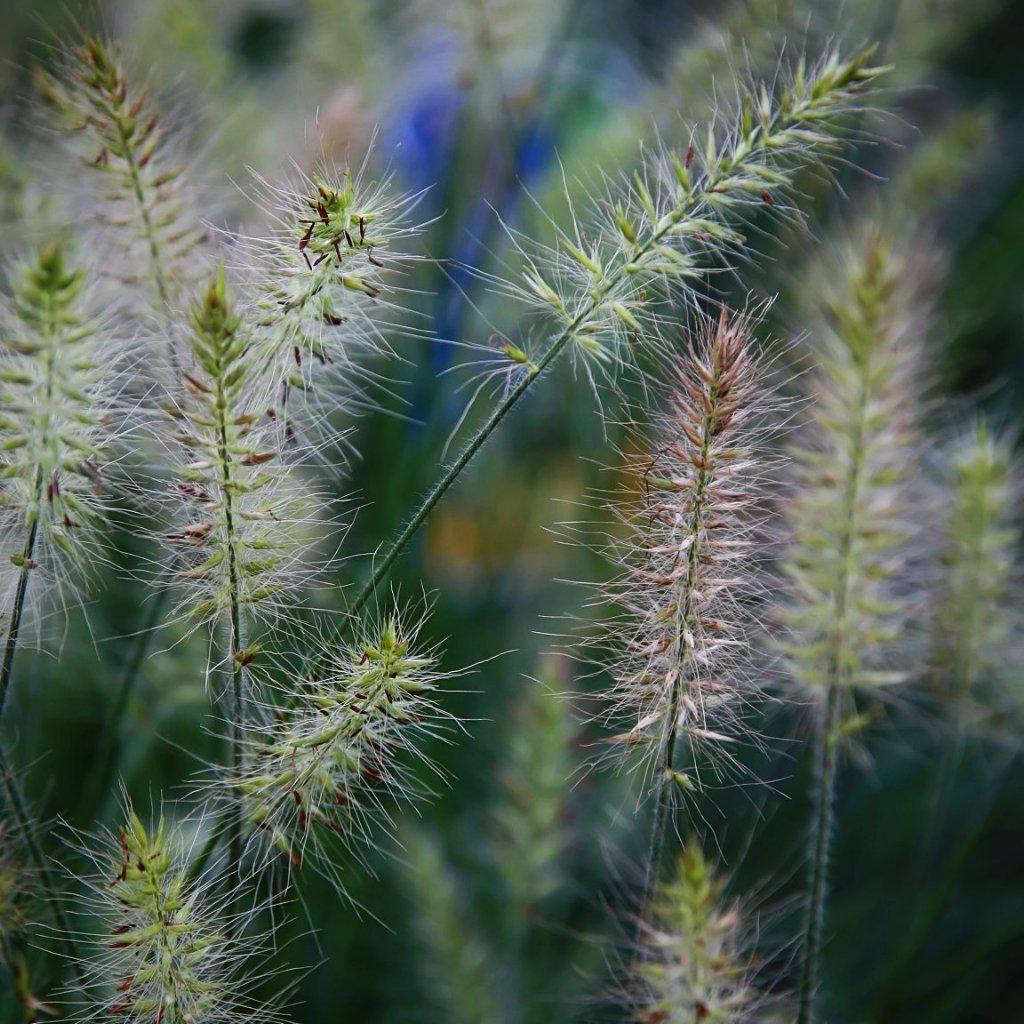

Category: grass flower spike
[932, 421, 1021, 722]
[0, 244, 125, 713]
[778, 231, 929, 1024]
[597, 311, 773, 775]
[162, 269, 317, 633]
[36, 38, 204, 336]
[230, 609, 449, 881]
[779, 232, 926, 706]
[585, 310, 778, 904]
[66, 806, 273, 1024]
[506, 48, 887, 377]
[492, 668, 576, 915]
[402, 823, 503, 1024]
[244, 164, 425, 422]
[629, 841, 761, 1024]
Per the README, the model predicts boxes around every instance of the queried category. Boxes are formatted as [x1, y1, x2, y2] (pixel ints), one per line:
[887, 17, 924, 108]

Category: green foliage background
[1, 1, 1023, 1021]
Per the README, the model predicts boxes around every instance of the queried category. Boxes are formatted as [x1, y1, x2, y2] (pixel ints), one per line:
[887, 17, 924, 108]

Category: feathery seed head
[503, 47, 886, 382]
[587, 310, 778, 787]
[66, 806, 273, 1024]
[492, 663, 576, 913]
[777, 230, 928, 704]
[35, 37, 204, 325]
[230, 608, 449, 881]
[242, 162, 426, 422]
[160, 270, 321, 628]
[932, 420, 1021, 722]
[0, 244, 125, 590]
[401, 823, 503, 1024]
[630, 842, 758, 1023]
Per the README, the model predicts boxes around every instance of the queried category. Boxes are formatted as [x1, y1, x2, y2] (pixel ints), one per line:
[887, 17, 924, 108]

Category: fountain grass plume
[156, 267, 341, 890]
[157, 269, 327, 636]
[777, 230, 928, 710]
[0, 243, 131, 715]
[579, 310, 781, 796]
[238, 159, 429, 433]
[491, 47, 888, 388]
[778, 229, 931, 1024]
[571, 308, 782, 921]
[35, 37, 205, 343]
[626, 840, 769, 1024]
[492, 660, 577, 917]
[220, 604, 456, 887]
[402, 822, 505, 1024]
[932, 420, 1021, 726]
[60, 803, 281, 1024]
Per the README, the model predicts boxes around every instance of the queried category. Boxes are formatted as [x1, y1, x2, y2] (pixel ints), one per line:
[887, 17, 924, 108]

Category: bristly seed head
[63, 805, 277, 1024]
[498, 47, 887, 389]
[238, 161, 427, 435]
[158, 269, 323, 630]
[227, 607, 452, 887]
[628, 841, 764, 1023]
[35, 37, 205, 330]
[581, 310, 779, 790]
[931, 420, 1021, 728]
[776, 230, 928, 708]
[0, 244, 127, 595]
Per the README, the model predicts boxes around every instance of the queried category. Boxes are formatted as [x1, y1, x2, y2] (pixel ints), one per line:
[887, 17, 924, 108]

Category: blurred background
[2, 1, 1024, 1021]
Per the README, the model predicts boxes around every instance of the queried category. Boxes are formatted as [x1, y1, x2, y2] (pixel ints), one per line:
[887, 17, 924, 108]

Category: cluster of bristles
[932, 421, 1021, 722]
[243, 164, 425, 426]
[777, 232, 926, 704]
[503, 48, 886, 382]
[35, 38, 204, 324]
[160, 270, 317, 629]
[72, 809, 262, 1024]
[231, 613, 447, 876]
[592, 311, 774, 787]
[630, 842, 757, 1023]
[0, 245, 125, 591]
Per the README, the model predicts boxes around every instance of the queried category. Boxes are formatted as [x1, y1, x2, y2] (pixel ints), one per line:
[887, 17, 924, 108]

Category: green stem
[796, 339, 873, 1024]
[796, 683, 842, 1024]
[215, 375, 247, 885]
[0, 516, 38, 719]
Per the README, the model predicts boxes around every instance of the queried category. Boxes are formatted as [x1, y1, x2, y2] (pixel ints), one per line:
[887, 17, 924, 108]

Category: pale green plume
[630, 842, 760, 1023]
[932, 421, 1021, 721]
